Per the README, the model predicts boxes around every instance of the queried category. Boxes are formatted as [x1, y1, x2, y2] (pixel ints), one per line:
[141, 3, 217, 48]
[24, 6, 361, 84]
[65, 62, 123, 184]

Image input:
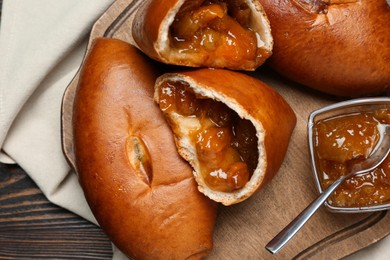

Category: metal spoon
[266, 124, 390, 254]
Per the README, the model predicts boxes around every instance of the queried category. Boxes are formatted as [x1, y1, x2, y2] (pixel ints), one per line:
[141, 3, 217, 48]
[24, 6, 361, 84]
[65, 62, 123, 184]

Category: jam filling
[314, 109, 390, 207]
[170, 0, 262, 66]
[158, 80, 258, 192]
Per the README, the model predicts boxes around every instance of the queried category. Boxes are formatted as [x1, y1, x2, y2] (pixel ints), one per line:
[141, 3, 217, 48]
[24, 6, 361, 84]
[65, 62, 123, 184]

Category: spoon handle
[265, 175, 346, 254]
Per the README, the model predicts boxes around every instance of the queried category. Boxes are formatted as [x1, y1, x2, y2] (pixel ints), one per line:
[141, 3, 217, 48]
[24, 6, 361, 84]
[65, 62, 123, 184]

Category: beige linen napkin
[0, 0, 389, 259]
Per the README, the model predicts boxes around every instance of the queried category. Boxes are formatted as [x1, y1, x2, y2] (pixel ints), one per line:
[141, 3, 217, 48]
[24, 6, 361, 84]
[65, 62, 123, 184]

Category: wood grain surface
[0, 163, 113, 259]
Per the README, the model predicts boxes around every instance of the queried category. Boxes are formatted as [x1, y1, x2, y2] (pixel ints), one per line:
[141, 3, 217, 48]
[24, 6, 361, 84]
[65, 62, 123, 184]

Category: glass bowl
[308, 97, 390, 213]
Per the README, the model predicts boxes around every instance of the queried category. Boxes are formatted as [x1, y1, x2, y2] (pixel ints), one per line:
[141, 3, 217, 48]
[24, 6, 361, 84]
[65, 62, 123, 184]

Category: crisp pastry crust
[73, 38, 217, 259]
[258, 0, 390, 96]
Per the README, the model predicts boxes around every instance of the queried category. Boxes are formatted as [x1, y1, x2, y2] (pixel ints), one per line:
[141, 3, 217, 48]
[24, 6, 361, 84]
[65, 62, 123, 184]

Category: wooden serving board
[61, 0, 390, 259]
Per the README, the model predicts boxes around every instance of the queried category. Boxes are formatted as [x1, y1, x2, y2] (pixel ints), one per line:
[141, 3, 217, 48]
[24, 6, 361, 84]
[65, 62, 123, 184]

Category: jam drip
[158, 80, 259, 192]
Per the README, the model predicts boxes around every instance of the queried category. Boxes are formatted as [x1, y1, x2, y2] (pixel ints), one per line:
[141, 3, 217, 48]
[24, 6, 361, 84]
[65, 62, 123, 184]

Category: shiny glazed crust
[73, 38, 217, 259]
[258, 0, 390, 96]
[132, 0, 273, 70]
[154, 68, 297, 205]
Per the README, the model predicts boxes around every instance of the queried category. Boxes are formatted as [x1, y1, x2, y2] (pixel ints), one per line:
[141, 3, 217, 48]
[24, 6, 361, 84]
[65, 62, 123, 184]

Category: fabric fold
[0, 0, 113, 147]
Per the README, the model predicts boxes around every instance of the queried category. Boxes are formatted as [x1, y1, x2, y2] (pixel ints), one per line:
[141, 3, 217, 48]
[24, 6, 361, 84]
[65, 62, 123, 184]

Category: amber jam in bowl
[308, 97, 390, 213]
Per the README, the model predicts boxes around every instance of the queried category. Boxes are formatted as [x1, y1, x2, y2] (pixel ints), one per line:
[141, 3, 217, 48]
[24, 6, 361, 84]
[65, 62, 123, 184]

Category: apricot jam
[313, 109, 390, 207]
[170, 0, 262, 67]
[158, 80, 258, 192]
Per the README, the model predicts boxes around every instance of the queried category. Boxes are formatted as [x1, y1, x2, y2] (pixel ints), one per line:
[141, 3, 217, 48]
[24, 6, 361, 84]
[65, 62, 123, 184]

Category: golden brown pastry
[132, 0, 273, 71]
[154, 68, 297, 205]
[73, 38, 217, 259]
[258, 0, 390, 97]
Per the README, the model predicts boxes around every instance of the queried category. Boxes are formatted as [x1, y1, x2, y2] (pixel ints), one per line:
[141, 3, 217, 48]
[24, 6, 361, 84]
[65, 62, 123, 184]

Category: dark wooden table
[0, 163, 113, 259]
